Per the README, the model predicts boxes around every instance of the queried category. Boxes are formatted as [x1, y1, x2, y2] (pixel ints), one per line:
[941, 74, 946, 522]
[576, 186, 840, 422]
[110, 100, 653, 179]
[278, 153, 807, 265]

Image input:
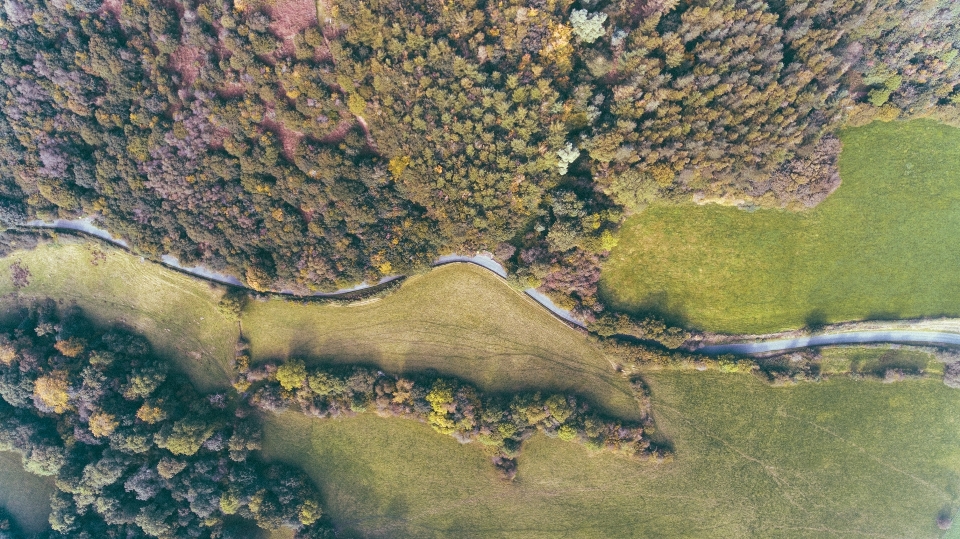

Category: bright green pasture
[242, 263, 640, 419]
[0, 452, 54, 535]
[0, 240, 239, 390]
[262, 373, 960, 538]
[601, 119, 960, 334]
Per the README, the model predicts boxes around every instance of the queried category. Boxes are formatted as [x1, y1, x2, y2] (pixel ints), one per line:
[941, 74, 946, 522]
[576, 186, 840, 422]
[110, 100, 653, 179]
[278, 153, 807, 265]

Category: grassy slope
[0, 452, 54, 535]
[263, 373, 960, 539]
[242, 263, 640, 419]
[0, 238, 957, 538]
[600, 119, 960, 334]
[0, 240, 240, 390]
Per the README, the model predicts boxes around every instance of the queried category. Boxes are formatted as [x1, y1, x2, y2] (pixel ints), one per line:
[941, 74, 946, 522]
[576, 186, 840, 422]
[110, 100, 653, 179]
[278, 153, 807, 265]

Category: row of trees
[244, 359, 663, 478]
[0, 301, 677, 533]
[0, 302, 334, 538]
[0, 0, 958, 317]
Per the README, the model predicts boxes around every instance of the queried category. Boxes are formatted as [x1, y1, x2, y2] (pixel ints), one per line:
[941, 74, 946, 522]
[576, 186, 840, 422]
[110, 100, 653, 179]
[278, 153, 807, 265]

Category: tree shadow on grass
[863, 310, 902, 321]
[804, 309, 829, 331]
[609, 290, 694, 331]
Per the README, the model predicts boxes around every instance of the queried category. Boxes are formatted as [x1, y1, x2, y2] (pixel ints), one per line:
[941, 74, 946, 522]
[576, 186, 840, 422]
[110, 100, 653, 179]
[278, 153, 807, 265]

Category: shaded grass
[601, 119, 960, 334]
[0, 452, 54, 535]
[262, 373, 960, 538]
[818, 346, 942, 376]
[0, 240, 240, 390]
[242, 263, 640, 419]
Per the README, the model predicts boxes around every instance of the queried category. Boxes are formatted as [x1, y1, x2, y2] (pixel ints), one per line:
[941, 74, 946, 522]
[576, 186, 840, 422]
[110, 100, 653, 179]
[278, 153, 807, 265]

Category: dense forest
[0, 0, 958, 317]
[0, 302, 335, 538]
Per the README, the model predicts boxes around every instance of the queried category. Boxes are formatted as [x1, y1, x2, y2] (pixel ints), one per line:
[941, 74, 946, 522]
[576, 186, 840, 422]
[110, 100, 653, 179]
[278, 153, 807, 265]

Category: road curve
[17, 220, 586, 326]
[18, 221, 960, 346]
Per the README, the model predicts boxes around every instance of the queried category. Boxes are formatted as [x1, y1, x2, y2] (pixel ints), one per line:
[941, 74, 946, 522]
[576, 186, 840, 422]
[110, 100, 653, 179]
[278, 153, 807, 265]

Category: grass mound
[242, 263, 640, 419]
[263, 373, 960, 538]
[601, 119, 960, 334]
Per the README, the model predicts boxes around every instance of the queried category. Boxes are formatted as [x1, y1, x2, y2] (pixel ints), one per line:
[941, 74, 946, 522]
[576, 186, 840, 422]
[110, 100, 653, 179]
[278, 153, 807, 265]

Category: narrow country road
[17, 219, 586, 326]
[23, 220, 960, 351]
[698, 330, 960, 355]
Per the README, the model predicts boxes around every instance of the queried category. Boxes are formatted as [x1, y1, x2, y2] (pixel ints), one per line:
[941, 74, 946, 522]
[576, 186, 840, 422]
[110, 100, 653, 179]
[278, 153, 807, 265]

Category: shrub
[275, 359, 307, 391]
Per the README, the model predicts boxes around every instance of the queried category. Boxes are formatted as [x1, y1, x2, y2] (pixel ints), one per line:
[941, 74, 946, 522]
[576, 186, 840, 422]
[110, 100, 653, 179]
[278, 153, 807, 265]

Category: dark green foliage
[0, 0, 956, 315]
[0, 303, 334, 538]
[589, 312, 690, 349]
[0, 507, 23, 539]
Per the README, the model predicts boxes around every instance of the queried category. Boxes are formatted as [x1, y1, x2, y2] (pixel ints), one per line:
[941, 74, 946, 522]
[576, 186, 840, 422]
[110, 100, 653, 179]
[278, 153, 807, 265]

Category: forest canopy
[0, 0, 958, 317]
[0, 301, 335, 538]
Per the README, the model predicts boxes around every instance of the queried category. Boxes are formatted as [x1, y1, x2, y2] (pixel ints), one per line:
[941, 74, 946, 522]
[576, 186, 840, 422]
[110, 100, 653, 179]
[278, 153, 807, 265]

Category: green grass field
[0, 452, 54, 535]
[818, 346, 943, 376]
[0, 240, 240, 390]
[242, 263, 640, 419]
[601, 119, 960, 334]
[262, 372, 960, 539]
[2, 236, 960, 538]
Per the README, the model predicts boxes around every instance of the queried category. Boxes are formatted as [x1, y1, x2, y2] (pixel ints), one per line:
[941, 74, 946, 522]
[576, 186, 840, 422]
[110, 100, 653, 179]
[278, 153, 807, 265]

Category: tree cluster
[0, 302, 334, 538]
[589, 312, 690, 349]
[245, 359, 662, 478]
[0, 0, 957, 315]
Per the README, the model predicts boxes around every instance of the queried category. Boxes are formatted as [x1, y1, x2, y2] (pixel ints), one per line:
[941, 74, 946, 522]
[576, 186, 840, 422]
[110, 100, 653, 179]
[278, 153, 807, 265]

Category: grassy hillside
[0, 240, 239, 390]
[3, 236, 959, 538]
[600, 119, 960, 334]
[0, 452, 54, 536]
[263, 373, 960, 539]
[242, 263, 640, 419]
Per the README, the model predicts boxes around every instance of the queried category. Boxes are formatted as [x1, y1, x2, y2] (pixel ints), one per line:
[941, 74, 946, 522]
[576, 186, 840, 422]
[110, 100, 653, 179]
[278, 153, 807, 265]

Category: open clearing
[818, 345, 943, 376]
[263, 372, 960, 539]
[601, 119, 960, 334]
[242, 263, 640, 419]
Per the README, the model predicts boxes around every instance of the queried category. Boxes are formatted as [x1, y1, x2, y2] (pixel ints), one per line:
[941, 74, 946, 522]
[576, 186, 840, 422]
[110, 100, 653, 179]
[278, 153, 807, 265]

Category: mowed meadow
[241, 263, 640, 420]
[601, 119, 960, 334]
[0, 236, 959, 537]
[262, 373, 960, 538]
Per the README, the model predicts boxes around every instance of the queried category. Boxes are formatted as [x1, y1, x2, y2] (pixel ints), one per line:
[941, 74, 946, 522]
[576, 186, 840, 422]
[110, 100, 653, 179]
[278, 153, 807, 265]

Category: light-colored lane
[698, 330, 960, 355]
[18, 221, 586, 325]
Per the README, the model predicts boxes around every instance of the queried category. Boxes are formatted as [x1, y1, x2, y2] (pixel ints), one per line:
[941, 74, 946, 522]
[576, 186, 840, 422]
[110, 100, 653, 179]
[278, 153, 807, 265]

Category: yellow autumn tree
[54, 337, 86, 358]
[0, 343, 16, 365]
[89, 411, 119, 438]
[425, 381, 456, 435]
[34, 371, 71, 413]
[136, 402, 168, 424]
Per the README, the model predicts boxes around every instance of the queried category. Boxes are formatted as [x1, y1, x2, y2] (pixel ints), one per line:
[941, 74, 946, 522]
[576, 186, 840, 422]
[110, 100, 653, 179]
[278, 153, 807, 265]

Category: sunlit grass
[601, 119, 960, 334]
[262, 373, 960, 538]
[243, 263, 639, 419]
[0, 240, 239, 390]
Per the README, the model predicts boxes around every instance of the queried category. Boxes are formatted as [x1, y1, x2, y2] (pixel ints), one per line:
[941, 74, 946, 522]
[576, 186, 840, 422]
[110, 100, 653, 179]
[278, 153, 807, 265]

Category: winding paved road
[26, 220, 960, 348]
[19, 219, 586, 326]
